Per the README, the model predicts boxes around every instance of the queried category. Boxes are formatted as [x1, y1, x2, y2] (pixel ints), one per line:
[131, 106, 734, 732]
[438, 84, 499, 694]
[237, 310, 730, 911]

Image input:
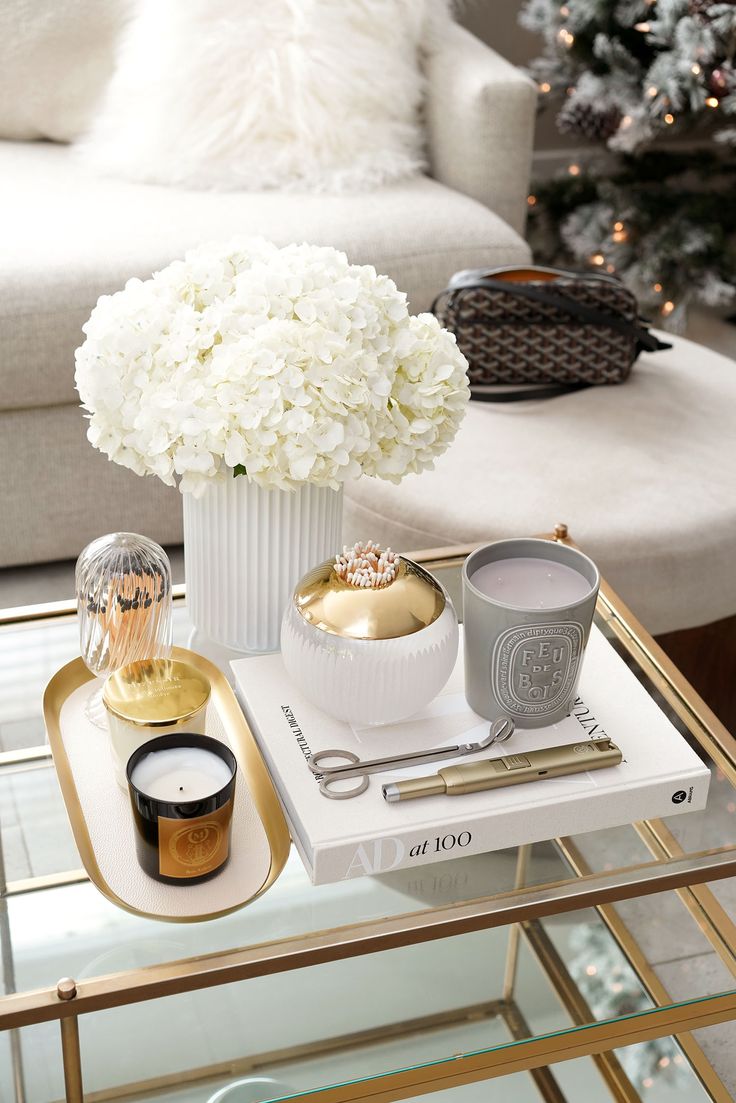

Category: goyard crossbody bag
[432, 266, 671, 402]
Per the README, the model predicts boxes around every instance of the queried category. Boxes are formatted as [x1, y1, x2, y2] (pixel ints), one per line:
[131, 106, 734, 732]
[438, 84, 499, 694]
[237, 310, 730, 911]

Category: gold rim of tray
[43, 645, 292, 922]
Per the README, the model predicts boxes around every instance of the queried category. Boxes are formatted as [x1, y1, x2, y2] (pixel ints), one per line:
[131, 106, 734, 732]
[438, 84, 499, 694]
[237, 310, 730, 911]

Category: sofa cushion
[0, 2, 128, 141]
[0, 141, 530, 412]
[343, 335, 736, 635]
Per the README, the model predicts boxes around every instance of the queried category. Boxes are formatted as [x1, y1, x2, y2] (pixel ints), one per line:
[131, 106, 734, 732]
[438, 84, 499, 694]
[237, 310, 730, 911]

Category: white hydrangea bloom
[75, 238, 469, 496]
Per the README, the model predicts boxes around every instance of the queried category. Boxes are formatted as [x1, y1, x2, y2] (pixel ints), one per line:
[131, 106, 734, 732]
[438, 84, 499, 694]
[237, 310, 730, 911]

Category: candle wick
[179, 786, 183, 791]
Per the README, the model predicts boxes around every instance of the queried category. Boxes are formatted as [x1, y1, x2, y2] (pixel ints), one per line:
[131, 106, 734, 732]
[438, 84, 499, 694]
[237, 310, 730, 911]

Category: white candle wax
[471, 556, 592, 610]
[130, 746, 233, 802]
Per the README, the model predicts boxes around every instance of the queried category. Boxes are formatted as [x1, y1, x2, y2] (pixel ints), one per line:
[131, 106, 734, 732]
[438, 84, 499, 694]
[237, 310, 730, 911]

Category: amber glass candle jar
[127, 733, 237, 885]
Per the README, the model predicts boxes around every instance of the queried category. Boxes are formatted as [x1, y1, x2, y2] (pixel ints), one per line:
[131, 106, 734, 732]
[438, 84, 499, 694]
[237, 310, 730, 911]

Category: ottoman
[344, 334, 736, 639]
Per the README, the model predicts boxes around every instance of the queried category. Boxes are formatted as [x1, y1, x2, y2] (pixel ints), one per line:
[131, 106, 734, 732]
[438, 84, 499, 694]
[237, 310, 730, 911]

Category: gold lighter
[382, 739, 622, 803]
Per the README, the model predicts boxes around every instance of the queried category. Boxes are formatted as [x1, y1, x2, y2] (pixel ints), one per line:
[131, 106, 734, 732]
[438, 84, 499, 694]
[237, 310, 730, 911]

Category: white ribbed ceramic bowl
[280, 555, 458, 728]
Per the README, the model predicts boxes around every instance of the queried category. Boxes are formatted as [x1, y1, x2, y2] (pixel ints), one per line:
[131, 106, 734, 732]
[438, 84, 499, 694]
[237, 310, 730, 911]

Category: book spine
[311, 768, 710, 885]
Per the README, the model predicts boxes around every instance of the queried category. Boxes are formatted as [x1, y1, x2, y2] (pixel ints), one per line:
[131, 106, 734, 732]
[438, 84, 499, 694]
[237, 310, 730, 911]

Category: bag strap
[432, 275, 671, 357]
[470, 382, 591, 403]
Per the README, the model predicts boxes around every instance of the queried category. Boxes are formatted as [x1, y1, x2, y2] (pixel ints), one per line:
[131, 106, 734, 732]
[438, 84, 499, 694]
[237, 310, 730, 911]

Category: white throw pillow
[78, 0, 452, 192]
[0, 1, 130, 141]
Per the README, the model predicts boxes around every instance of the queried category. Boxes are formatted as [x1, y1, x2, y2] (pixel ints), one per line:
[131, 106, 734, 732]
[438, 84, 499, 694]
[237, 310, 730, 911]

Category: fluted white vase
[183, 477, 343, 653]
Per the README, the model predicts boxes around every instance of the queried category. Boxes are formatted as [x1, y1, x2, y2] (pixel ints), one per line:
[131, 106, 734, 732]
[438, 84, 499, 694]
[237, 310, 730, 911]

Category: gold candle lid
[293, 551, 446, 641]
[103, 658, 211, 727]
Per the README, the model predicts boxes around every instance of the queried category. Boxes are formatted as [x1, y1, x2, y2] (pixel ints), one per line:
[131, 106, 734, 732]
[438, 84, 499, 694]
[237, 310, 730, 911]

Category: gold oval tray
[44, 646, 291, 922]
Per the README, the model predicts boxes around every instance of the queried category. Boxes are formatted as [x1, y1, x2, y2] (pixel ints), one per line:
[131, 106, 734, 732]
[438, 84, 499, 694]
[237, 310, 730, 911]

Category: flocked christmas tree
[520, 0, 736, 328]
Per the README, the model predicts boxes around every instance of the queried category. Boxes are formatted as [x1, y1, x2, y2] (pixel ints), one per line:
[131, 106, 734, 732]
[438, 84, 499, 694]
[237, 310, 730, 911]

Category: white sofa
[0, 19, 536, 567]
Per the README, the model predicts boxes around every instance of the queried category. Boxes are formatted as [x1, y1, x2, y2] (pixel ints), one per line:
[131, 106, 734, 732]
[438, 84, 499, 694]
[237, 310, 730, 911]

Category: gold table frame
[1, 527, 735, 1103]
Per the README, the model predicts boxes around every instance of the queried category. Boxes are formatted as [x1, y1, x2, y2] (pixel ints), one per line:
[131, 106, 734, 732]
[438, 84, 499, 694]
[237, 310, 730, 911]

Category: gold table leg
[503, 843, 531, 1000]
[58, 979, 84, 1103]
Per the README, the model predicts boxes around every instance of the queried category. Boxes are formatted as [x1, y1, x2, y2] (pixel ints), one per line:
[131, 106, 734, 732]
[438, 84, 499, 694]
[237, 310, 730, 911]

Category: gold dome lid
[103, 658, 211, 727]
[292, 556, 446, 641]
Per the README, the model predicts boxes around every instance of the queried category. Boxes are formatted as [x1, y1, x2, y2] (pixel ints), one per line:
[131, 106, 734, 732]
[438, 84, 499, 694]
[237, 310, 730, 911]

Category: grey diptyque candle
[463, 539, 600, 729]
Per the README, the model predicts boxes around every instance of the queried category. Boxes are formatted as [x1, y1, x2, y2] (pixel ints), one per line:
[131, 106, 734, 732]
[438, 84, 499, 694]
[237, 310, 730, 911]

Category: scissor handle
[308, 749, 361, 777]
[309, 751, 370, 799]
[319, 774, 370, 800]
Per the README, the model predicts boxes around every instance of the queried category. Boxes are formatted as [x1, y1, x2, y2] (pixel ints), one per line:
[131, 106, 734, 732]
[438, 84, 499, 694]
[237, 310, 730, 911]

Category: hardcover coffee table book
[232, 627, 710, 884]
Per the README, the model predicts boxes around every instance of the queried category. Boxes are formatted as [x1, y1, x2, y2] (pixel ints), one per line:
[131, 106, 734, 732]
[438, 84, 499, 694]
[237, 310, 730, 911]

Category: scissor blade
[346, 745, 466, 777]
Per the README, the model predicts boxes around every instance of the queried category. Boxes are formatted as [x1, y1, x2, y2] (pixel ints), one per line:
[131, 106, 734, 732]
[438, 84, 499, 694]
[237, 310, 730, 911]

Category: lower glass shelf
[4, 886, 731, 1103]
[134, 1030, 708, 1103]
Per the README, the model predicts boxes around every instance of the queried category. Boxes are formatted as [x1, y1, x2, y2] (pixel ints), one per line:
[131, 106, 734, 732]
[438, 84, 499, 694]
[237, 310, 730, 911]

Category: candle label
[157, 800, 232, 879]
[492, 622, 583, 718]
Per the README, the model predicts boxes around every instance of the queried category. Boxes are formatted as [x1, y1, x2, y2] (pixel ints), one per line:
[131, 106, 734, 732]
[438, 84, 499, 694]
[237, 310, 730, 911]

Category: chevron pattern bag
[432, 266, 671, 402]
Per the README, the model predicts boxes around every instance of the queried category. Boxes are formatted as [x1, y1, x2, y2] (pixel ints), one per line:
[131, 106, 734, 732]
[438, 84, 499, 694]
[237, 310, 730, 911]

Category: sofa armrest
[424, 22, 537, 236]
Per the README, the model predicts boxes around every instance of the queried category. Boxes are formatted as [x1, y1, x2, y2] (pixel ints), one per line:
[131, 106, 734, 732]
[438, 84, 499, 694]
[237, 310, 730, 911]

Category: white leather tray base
[56, 679, 273, 920]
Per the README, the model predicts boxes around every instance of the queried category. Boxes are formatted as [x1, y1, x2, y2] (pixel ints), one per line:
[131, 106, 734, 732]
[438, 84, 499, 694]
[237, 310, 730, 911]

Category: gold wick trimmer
[382, 739, 622, 803]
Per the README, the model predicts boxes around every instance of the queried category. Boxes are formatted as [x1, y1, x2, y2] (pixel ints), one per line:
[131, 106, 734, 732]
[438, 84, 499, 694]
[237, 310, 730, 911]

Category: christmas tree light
[520, 0, 736, 328]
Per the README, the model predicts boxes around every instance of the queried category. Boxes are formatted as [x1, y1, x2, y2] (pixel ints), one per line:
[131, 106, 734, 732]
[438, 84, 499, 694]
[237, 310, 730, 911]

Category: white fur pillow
[79, 0, 452, 192]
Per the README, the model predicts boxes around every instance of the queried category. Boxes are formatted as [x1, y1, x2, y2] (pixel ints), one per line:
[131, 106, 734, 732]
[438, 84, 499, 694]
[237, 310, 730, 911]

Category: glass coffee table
[0, 531, 735, 1103]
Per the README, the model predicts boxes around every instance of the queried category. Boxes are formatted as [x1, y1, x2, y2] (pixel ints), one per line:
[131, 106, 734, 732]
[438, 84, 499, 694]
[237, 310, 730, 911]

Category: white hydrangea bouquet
[75, 237, 469, 497]
[74, 237, 469, 653]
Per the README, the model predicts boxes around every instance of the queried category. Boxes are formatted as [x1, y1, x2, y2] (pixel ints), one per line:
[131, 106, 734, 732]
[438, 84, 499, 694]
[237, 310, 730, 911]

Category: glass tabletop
[0, 546, 734, 1102]
[0, 550, 733, 910]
